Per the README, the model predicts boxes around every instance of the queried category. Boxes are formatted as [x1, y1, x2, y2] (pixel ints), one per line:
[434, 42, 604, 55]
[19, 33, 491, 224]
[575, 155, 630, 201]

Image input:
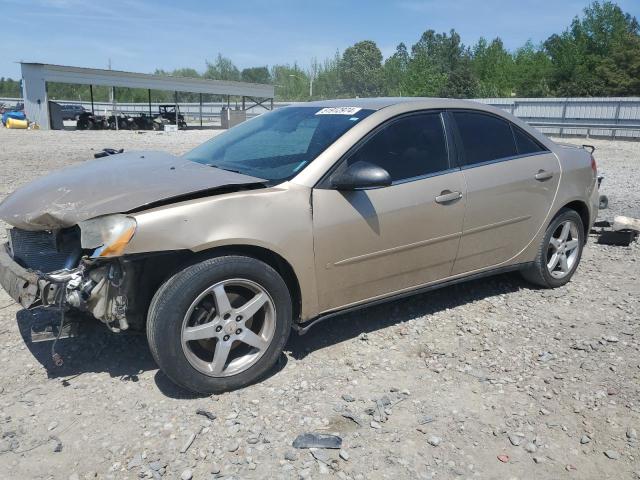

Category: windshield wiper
[209, 164, 242, 174]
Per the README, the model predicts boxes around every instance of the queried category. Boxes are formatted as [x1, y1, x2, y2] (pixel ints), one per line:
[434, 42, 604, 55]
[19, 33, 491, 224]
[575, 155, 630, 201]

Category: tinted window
[453, 111, 517, 166]
[184, 107, 374, 182]
[347, 113, 449, 182]
[513, 126, 546, 155]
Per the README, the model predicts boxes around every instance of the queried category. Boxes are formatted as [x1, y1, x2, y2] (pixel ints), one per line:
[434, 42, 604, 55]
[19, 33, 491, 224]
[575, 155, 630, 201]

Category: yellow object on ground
[6, 118, 29, 129]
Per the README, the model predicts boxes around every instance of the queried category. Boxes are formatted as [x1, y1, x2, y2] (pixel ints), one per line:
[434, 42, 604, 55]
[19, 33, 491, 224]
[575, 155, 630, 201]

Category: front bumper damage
[0, 243, 131, 332]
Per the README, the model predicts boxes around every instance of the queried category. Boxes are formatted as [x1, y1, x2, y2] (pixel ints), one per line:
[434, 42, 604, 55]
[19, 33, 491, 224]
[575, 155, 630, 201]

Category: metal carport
[20, 62, 275, 130]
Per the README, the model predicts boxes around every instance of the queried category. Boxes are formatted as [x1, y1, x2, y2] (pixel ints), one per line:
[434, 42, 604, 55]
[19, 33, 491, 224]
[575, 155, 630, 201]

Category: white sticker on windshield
[315, 107, 362, 115]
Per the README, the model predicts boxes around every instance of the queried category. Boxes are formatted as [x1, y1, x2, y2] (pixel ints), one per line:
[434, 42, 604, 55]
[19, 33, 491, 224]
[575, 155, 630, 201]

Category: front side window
[346, 113, 449, 183]
[452, 111, 518, 166]
[184, 106, 374, 182]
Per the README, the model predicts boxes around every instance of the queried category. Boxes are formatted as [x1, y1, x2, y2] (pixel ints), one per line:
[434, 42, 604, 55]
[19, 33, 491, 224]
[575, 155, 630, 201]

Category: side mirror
[331, 161, 392, 190]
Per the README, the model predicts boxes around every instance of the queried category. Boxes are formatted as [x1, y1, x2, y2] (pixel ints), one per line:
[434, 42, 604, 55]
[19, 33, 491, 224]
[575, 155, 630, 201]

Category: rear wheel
[521, 209, 584, 288]
[147, 255, 292, 394]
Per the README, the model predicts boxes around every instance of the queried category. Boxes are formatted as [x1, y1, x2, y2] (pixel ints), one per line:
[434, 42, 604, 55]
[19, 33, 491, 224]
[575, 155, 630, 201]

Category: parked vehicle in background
[153, 104, 187, 130]
[0, 98, 600, 394]
[60, 104, 86, 121]
[76, 111, 107, 130]
[107, 114, 138, 130]
[133, 113, 154, 130]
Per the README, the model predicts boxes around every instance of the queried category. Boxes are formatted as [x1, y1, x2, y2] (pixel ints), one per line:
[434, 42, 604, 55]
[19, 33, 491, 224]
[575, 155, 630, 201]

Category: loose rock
[604, 450, 620, 460]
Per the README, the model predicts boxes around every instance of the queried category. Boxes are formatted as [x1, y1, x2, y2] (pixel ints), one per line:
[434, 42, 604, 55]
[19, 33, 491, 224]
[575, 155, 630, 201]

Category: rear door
[449, 110, 560, 275]
[312, 112, 466, 312]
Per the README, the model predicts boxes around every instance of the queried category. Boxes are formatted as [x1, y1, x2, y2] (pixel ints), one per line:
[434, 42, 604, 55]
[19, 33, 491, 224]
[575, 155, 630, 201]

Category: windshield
[184, 106, 374, 182]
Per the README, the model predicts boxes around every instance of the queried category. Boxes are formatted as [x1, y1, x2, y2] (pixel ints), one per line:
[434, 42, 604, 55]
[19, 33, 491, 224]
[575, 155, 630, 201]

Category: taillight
[590, 155, 597, 175]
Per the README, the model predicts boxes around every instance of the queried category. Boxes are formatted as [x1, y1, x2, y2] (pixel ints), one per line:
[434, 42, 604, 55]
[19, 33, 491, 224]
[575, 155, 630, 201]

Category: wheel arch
[194, 244, 302, 322]
[141, 244, 302, 322]
[553, 199, 590, 239]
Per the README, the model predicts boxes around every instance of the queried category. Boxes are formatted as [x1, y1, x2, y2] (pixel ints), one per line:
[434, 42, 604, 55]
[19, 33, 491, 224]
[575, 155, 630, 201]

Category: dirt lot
[0, 128, 638, 480]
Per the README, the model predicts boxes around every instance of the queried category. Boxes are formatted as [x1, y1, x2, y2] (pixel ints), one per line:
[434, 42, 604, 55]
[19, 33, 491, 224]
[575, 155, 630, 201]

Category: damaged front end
[42, 260, 132, 332]
[1, 214, 140, 333]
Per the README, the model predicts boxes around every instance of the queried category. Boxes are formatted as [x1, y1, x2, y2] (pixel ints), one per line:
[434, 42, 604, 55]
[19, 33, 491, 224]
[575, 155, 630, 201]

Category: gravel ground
[0, 128, 638, 480]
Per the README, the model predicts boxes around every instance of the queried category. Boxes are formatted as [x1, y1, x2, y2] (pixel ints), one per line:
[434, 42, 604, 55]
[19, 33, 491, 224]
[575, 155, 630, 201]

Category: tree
[241, 67, 271, 84]
[512, 41, 552, 97]
[313, 50, 344, 99]
[340, 40, 384, 96]
[472, 37, 514, 97]
[383, 43, 410, 96]
[171, 68, 201, 78]
[204, 54, 240, 81]
[404, 29, 478, 98]
[271, 64, 309, 100]
[544, 1, 640, 96]
[0, 77, 21, 97]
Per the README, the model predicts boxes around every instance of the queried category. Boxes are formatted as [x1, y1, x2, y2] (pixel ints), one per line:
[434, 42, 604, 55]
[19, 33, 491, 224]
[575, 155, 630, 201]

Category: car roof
[302, 97, 486, 111]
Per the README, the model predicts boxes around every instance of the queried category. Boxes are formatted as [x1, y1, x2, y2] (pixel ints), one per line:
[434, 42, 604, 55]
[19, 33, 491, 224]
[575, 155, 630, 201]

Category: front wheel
[521, 209, 585, 288]
[147, 255, 292, 394]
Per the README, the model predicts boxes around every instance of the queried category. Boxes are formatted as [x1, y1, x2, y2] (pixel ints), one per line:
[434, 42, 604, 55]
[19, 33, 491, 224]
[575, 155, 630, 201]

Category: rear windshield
[184, 106, 374, 182]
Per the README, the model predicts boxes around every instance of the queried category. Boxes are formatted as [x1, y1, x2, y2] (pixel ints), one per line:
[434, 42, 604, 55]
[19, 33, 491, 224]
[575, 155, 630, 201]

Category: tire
[147, 255, 292, 394]
[521, 208, 585, 288]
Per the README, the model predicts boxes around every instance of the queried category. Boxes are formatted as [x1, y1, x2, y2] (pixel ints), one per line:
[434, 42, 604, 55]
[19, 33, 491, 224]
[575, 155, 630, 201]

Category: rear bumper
[0, 244, 41, 308]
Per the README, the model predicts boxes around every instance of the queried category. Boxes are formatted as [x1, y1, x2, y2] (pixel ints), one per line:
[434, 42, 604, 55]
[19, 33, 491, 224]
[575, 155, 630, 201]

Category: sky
[1, 0, 639, 79]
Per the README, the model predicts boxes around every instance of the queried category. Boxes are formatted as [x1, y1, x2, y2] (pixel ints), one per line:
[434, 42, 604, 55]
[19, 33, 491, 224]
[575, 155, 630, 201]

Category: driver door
[311, 112, 466, 313]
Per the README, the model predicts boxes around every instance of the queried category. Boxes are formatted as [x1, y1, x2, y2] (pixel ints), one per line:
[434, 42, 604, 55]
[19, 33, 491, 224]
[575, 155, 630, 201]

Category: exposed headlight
[78, 214, 137, 258]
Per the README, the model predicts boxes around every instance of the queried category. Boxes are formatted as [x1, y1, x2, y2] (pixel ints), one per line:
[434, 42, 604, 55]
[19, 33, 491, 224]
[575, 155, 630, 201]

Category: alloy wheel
[180, 278, 276, 377]
[546, 220, 580, 279]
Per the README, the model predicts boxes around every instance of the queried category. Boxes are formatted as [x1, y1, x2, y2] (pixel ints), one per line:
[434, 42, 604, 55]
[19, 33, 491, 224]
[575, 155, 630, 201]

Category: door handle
[435, 190, 463, 204]
[535, 170, 554, 181]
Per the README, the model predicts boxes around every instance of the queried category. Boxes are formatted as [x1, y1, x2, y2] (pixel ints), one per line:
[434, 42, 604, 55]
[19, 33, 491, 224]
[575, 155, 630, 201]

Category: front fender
[124, 183, 319, 319]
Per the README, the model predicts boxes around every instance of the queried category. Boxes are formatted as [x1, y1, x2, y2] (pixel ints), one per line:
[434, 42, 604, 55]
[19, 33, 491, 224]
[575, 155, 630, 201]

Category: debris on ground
[613, 215, 640, 233]
[195, 409, 217, 421]
[93, 148, 124, 159]
[292, 433, 342, 449]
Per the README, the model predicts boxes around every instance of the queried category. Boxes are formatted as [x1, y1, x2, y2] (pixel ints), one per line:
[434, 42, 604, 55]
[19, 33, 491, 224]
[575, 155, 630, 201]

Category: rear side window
[513, 125, 546, 155]
[452, 111, 517, 166]
[347, 113, 449, 182]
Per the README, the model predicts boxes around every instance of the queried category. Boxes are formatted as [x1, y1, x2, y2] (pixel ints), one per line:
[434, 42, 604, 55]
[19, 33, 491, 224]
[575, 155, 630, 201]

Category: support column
[199, 93, 203, 127]
[148, 89, 152, 116]
[89, 85, 95, 114]
[112, 86, 118, 131]
[20, 63, 49, 129]
[174, 91, 178, 128]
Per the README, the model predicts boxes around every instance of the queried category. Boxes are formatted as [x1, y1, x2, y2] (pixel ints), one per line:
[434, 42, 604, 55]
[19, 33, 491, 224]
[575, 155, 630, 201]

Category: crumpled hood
[0, 150, 266, 230]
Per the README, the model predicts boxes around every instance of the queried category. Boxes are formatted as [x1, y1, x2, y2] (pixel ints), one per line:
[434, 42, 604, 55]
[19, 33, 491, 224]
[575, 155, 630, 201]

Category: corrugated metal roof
[20, 62, 274, 98]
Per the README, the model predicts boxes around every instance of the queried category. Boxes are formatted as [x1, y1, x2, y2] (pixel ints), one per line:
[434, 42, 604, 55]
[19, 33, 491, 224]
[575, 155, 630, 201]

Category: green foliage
[204, 54, 240, 81]
[313, 51, 344, 99]
[1, 2, 639, 101]
[473, 38, 514, 97]
[383, 43, 410, 96]
[544, 1, 640, 96]
[271, 64, 310, 100]
[340, 40, 384, 97]
[241, 67, 271, 84]
[512, 41, 553, 97]
[0, 77, 21, 98]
